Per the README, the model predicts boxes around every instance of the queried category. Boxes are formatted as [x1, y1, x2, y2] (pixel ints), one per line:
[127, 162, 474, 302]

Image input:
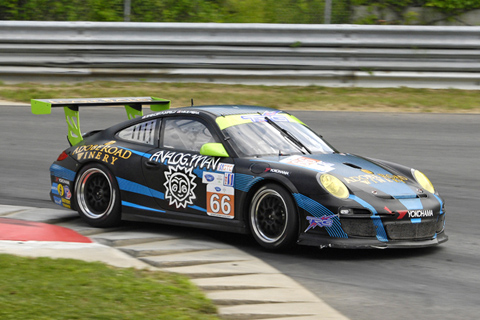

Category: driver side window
[162, 118, 215, 152]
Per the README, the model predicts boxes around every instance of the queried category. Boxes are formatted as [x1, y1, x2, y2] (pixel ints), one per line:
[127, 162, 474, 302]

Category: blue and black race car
[32, 97, 447, 250]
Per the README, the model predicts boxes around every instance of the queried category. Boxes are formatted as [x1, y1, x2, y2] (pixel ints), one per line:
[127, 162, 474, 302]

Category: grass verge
[0, 254, 219, 320]
[1, 81, 479, 113]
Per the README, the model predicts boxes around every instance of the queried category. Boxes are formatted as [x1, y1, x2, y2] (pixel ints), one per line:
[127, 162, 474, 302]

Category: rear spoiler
[31, 96, 170, 146]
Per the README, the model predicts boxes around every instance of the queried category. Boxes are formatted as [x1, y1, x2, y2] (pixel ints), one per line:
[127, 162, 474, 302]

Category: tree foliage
[0, 0, 479, 23]
[352, 0, 480, 24]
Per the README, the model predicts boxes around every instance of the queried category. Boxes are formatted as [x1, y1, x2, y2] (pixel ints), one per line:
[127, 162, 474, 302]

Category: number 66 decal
[207, 184, 234, 219]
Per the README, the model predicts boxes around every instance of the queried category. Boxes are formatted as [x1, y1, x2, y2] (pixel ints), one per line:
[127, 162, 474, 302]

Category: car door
[142, 115, 236, 220]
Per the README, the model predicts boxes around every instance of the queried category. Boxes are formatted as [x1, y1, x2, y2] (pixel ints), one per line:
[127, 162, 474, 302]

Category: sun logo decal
[164, 165, 197, 208]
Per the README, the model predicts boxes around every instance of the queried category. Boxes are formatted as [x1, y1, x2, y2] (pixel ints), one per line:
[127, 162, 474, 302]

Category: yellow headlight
[320, 174, 349, 199]
[413, 170, 435, 194]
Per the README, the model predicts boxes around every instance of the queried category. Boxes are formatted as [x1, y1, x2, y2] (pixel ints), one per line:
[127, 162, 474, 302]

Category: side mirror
[200, 143, 229, 157]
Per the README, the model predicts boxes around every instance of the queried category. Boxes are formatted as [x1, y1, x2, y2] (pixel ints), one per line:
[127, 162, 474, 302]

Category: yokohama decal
[397, 209, 434, 219]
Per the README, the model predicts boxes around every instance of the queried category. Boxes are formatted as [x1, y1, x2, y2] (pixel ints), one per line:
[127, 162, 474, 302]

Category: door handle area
[144, 161, 160, 169]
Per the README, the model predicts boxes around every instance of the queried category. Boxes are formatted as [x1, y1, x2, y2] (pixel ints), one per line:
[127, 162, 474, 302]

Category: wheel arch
[242, 176, 302, 236]
[73, 161, 122, 227]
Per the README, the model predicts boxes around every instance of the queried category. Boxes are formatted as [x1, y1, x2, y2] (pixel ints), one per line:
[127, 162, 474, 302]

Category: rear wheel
[249, 183, 298, 250]
[74, 163, 121, 227]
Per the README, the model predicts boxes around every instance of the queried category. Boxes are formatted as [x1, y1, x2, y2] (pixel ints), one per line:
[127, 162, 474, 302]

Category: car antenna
[191, 99, 194, 106]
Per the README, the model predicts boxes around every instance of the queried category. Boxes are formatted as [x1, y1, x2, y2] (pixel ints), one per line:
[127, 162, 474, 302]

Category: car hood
[262, 153, 420, 198]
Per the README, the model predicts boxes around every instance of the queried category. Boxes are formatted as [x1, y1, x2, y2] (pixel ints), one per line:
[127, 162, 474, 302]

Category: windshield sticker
[149, 150, 220, 171]
[206, 184, 235, 219]
[164, 165, 197, 209]
[143, 109, 200, 119]
[344, 174, 408, 185]
[241, 111, 289, 123]
[281, 155, 335, 173]
[305, 216, 335, 232]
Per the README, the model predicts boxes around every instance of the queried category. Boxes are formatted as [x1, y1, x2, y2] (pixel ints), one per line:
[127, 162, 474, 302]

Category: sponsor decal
[344, 174, 408, 185]
[305, 216, 334, 232]
[71, 142, 132, 165]
[164, 165, 197, 209]
[241, 111, 289, 123]
[265, 168, 290, 176]
[361, 169, 374, 174]
[202, 172, 235, 187]
[217, 163, 234, 173]
[62, 198, 71, 205]
[204, 174, 215, 182]
[55, 177, 71, 185]
[397, 209, 434, 219]
[53, 196, 62, 206]
[202, 172, 224, 185]
[281, 155, 335, 173]
[47, 97, 154, 104]
[51, 183, 60, 195]
[64, 185, 72, 200]
[224, 173, 234, 187]
[57, 184, 64, 197]
[150, 150, 220, 171]
[207, 184, 234, 219]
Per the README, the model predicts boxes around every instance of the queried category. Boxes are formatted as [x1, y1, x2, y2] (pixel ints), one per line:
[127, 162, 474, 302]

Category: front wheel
[74, 163, 121, 227]
[249, 183, 298, 250]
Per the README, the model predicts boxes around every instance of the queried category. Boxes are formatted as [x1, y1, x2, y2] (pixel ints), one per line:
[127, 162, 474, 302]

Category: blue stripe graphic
[117, 177, 164, 200]
[433, 194, 445, 215]
[349, 195, 388, 242]
[235, 173, 264, 192]
[50, 164, 76, 181]
[122, 147, 152, 158]
[122, 201, 165, 213]
[399, 198, 423, 210]
[118, 177, 206, 212]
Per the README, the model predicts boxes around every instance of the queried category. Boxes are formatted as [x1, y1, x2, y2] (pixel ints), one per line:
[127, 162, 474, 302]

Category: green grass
[0, 254, 219, 320]
[1, 81, 480, 113]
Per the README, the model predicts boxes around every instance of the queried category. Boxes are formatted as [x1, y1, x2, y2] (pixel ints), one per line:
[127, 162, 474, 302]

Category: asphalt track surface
[1, 105, 479, 320]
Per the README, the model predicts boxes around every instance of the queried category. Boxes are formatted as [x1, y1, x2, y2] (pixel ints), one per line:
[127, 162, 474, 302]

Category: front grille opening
[385, 220, 436, 240]
[340, 219, 377, 237]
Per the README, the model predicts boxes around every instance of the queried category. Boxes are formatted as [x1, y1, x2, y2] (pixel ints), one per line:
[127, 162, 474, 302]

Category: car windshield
[224, 120, 335, 157]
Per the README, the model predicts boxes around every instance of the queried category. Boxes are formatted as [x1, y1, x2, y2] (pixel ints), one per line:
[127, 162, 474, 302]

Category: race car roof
[188, 105, 284, 116]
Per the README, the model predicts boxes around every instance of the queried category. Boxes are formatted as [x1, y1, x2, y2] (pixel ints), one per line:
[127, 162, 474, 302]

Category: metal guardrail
[1, 21, 480, 89]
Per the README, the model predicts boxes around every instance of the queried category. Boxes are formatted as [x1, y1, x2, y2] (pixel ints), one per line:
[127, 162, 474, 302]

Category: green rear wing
[31, 97, 170, 146]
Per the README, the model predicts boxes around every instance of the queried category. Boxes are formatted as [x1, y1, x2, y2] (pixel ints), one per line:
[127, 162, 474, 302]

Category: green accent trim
[216, 114, 305, 130]
[216, 115, 253, 130]
[31, 99, 52, 114]
[64, 107, 83, 146]
[288, 115, 306, 125]
[200, 143, 229, 158]
[150, 97, 171, 111]
[125, 105, 143, 120]
[31, 96, 171, 146]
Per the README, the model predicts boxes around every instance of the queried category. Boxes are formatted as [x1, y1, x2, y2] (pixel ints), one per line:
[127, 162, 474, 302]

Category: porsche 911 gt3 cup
[32, 97, 447, 250]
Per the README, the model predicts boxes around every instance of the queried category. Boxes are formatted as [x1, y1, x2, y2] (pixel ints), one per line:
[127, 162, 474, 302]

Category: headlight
[319, 174, 349, 199]
[412, 169, 435, 194]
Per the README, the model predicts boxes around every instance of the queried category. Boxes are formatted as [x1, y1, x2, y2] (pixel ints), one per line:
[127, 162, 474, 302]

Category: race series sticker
[206, 184, 234, 219]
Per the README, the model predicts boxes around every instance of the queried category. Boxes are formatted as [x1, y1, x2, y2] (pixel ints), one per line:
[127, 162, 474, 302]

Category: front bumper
[297, 231, 448, 249]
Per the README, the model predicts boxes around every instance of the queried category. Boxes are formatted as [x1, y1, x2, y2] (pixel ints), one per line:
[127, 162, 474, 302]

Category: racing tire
[249, 183, 298, 250]
[74, 163, 121, 227]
